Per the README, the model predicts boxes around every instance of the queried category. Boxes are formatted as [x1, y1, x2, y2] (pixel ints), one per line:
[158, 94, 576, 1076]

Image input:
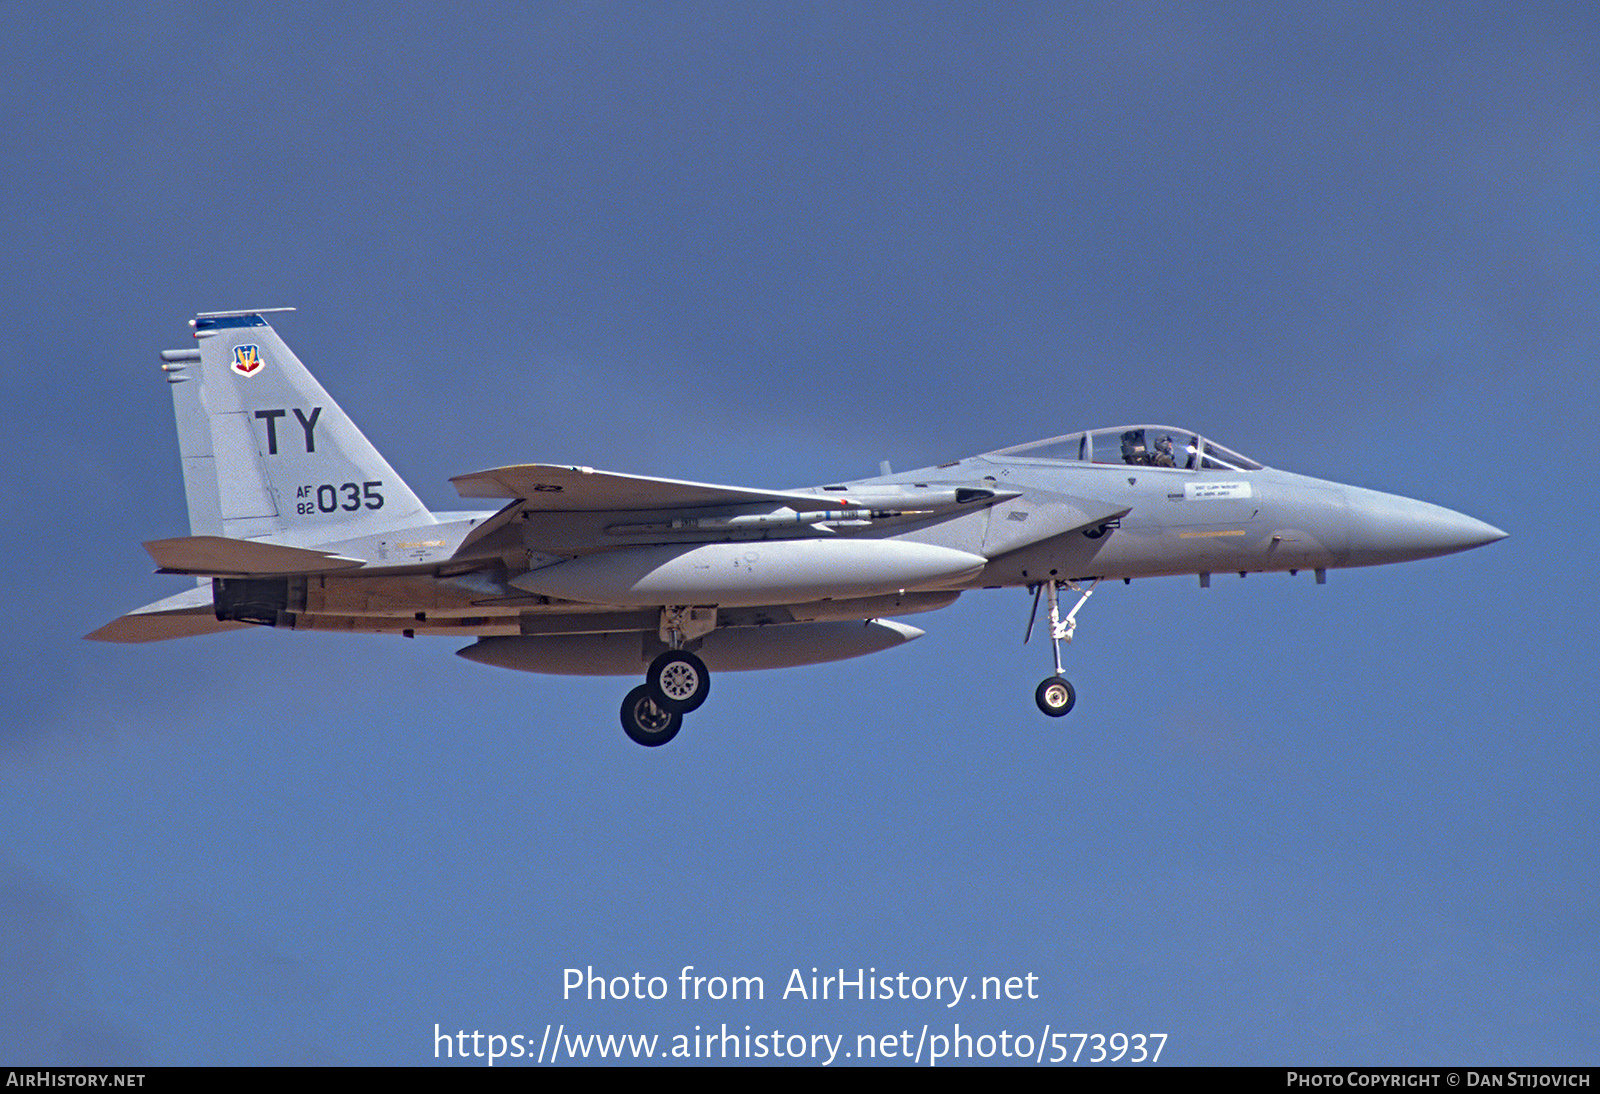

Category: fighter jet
[91, 310, 1506, 746]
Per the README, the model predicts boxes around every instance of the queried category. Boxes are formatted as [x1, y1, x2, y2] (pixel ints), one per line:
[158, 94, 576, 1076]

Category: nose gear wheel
[1035, 676, 1076, 716]
[1024, 578, 1098, 718]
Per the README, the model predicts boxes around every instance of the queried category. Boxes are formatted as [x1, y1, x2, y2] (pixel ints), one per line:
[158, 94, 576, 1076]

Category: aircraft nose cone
[1343, 486, 1507, 566]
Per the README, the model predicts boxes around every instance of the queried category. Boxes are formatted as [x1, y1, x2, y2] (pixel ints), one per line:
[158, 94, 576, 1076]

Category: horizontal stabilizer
[86, 587, 246, 643]
[451, 464, 877, 512]
[143, 536, 365, 576]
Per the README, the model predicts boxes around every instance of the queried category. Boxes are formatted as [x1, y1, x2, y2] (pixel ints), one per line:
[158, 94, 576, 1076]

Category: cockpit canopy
[996, 426, 1264, 471]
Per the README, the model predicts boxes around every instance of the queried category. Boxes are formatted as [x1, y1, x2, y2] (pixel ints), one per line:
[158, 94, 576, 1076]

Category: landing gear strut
[1025, 578, 1098, 717]
[622, 606, 715, 746]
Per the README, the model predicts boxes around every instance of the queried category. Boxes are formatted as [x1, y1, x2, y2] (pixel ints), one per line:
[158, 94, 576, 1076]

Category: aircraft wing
[450, 464, 869, 512]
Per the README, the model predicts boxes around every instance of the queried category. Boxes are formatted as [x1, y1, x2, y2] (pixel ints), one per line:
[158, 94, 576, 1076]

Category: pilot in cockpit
[1152, 435, 1175, 467]
[1120, 429, 1149, 465]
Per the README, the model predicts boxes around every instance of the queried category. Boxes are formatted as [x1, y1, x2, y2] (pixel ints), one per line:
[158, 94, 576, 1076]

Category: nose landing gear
[1025, 578, 1098, 717]
[1035, 675, 1076, 717]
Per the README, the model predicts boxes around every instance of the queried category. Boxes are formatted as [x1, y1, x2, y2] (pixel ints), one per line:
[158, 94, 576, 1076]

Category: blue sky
[1, 1, 1594, 1066]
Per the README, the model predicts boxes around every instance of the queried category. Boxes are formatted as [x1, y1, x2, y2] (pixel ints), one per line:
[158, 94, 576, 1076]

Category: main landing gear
[1024, 578, 1098, 717]
[619, 650, 710, 746]
[620, 607, 713, 747]
[647, 649, 710, 713]
[620, 685, 683, 747]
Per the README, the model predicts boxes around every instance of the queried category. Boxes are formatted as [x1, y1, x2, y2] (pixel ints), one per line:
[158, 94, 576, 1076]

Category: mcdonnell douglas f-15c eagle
[92, 310, 1506, 746]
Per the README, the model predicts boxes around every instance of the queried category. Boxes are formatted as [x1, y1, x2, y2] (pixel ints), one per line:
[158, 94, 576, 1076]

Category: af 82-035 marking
[295, 481, 386, 515]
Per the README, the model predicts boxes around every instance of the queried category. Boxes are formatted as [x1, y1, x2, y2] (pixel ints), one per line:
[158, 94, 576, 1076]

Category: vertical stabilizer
[161, 310, 434, 545]
[162, 345, 222, 538]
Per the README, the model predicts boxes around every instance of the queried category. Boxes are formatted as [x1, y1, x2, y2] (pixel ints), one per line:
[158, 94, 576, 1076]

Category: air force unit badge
[231, 344, 264, 376]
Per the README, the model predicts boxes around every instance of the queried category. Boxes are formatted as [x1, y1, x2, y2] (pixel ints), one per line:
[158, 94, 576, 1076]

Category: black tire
[646, 650, 710, 714]
[621, 685, 682, 747]
[1035, 676, 1075, 717]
